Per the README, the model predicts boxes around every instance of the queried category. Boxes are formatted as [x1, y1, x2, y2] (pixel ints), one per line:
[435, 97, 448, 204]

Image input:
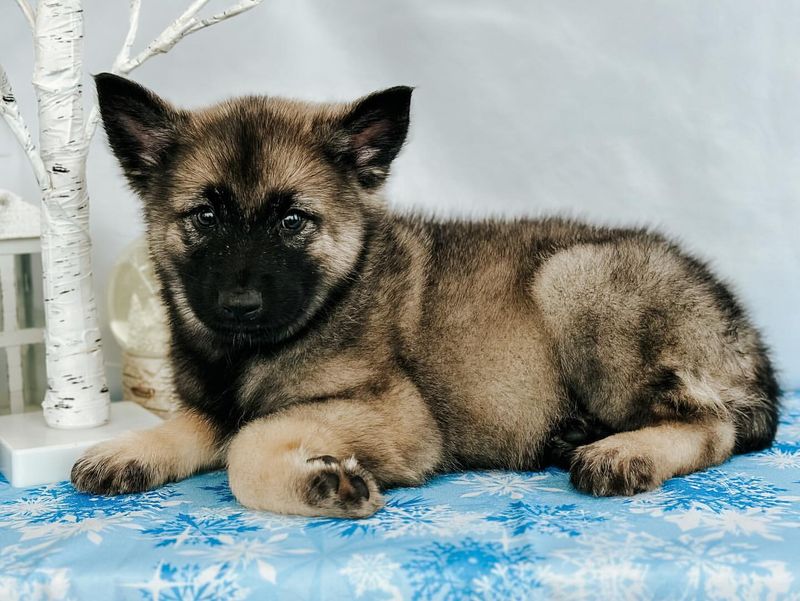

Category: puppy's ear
[95, 73, 183, 194]
[328, 86, 412, 188]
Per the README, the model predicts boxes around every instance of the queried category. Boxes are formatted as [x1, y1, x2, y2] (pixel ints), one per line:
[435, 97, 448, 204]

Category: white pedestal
[0, 401, 162, 488]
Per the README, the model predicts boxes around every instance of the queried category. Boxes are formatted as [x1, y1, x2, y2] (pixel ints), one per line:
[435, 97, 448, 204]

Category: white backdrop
[2, 0, 799, 395]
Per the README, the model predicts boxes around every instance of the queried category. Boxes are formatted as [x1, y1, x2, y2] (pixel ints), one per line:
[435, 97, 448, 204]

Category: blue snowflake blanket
[1, 391, 799, 600]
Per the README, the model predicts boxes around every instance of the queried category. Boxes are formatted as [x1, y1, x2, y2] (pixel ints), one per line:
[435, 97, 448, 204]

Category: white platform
[0, 401, 162, 488]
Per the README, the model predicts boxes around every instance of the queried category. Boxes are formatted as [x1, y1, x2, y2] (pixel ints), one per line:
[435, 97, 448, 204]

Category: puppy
[71, 74, 779, 518]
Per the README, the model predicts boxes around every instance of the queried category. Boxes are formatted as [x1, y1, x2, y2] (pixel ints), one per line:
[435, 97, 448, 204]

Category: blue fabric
[1, 391, 799, 600]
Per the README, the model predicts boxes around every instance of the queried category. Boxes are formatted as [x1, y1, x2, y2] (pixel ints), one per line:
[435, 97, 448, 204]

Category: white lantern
[0, 190, 44, 415]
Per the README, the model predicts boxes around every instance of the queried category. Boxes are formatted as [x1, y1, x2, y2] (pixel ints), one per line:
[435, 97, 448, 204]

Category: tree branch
[15, 0, 35, 31]
[185, 0, 263, 34]
[115, 0, 143, 71]
[84, 0, 263, 144]
[0, 65, 49, 190]
[84, 0, 142, 143]
[123, 0, 264, 72]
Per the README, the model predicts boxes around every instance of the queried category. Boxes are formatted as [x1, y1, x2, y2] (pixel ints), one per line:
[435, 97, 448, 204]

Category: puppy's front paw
[303, 455, 383, 518]
[71, 439, 159, 495]
[569, 441, 659, 496]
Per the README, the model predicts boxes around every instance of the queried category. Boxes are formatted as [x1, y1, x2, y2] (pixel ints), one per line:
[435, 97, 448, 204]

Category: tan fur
[71, 411, 223, 494]
[571, 419, 736, 495]
[228, 381, 442, 516]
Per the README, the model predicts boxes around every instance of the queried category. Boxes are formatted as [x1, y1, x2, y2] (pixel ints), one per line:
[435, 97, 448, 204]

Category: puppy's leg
[71, 410, 223, 494]
[570, 417, 735, 496]
[227, 388, 443, 518]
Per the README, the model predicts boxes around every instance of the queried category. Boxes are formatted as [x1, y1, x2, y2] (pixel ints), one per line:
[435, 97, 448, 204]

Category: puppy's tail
[732, 348, 780, 454]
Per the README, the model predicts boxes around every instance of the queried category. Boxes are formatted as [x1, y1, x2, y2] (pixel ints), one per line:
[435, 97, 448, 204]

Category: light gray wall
[2, 1, 799, 394]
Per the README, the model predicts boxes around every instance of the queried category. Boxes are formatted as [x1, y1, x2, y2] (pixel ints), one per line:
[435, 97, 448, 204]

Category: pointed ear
[328, 86, 412, 188]
[95, 73, 182, 194]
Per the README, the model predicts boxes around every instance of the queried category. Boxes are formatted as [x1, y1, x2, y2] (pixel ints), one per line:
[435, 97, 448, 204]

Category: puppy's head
[96, 73, 410, 345]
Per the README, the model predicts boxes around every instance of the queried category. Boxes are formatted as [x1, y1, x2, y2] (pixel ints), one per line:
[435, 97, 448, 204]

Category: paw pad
[304, 455, 379, 517]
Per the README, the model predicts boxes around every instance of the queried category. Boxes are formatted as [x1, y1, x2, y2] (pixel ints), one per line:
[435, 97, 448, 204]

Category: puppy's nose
[219, 289, 263, 321]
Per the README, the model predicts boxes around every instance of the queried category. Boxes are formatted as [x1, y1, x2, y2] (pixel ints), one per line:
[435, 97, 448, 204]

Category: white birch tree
[1, 0, 263, 429]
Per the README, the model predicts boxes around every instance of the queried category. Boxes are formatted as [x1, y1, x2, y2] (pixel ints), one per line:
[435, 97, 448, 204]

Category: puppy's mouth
[210, 322, 271, 335]
[207, 319, 288, 339]
[204, 304, 311, 344]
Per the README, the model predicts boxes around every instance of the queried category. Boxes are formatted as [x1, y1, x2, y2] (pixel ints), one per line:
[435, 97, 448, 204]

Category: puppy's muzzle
[218, 289, 263, 322]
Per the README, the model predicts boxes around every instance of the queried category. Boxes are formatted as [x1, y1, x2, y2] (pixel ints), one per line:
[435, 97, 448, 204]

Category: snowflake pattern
[0, 480, 185, 527]
[403, 539, 541, 601]
[308, 495, 491, 539]
[0, 541, 63, 578]
[199, 479, 237, 504]
[471, 561, 543, 601]
[141, 511, 260, 547]
[535, 533, 641, 595]
[534, 529, 789, 600]
[664, 506, 800, 541]
[451, 469, 565, 500]
[0, 568, 72, 601]
[624, 469, 791, 515]
[487, 501, 608, 537]
[126, 562, 249, 601]
[752, 443, 800, 470]
[340, 553, 402, 599]
[0, 479, 187, 547]
[0, 391, 797, 599]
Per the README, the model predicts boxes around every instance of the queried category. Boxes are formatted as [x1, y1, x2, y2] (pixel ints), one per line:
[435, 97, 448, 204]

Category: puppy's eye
[193, 207, 218, 229]
[280, 210, 306, 232]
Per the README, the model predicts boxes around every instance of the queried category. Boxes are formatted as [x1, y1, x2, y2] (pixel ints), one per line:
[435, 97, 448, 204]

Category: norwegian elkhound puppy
[72, 73, 779, 517]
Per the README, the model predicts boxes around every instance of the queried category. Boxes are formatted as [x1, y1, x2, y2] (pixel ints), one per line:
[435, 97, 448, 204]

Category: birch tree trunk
[3, 0, 262, 430]
[33, 0, 110, 429]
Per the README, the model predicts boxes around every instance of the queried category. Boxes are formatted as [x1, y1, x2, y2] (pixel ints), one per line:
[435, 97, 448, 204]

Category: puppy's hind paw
[303, 455, 383, 518]
[569, 441, 660, 496]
